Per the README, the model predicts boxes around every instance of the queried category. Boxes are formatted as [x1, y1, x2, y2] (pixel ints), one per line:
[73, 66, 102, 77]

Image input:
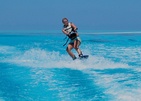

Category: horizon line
[0, 30, 141, 34]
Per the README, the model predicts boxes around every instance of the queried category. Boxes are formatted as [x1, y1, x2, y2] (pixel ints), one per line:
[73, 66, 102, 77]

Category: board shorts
[69, 37, 81, 44]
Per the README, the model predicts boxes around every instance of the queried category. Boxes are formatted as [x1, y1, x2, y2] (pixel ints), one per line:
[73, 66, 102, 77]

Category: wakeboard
[78, 55, 89, 60]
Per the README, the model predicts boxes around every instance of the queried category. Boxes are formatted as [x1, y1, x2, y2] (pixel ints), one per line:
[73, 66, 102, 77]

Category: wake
[1, 46, 129, 70]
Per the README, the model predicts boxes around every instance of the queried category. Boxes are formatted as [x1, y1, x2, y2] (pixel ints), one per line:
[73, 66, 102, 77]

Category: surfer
[62, 18, 83, 60]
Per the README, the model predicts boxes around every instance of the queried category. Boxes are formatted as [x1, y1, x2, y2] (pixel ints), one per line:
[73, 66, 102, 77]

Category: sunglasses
[63, 20, 68, 23]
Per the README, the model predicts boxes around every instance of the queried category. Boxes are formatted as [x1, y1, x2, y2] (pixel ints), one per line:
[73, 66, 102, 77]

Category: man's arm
[71, 23, 78, 32]
[62, 29, 69, 36]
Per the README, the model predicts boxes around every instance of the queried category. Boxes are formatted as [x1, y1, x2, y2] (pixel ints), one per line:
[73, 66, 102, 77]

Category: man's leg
[66, 44, 76, 60]
[74, 40, 83, 56]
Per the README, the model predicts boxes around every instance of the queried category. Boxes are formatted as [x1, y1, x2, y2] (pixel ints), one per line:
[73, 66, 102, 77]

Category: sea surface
[0, 31, 141, 101]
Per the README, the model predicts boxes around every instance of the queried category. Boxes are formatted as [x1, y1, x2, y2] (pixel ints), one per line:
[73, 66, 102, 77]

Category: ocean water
[0, 31, 141, 101]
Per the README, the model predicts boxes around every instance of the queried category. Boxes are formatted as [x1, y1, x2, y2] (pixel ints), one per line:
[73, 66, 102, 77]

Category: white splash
[88, 71, 141, 101]
[2, 48, 129, 70]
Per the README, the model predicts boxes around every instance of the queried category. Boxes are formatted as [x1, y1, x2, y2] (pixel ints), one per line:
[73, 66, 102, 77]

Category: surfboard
[78, 55, 89, 59]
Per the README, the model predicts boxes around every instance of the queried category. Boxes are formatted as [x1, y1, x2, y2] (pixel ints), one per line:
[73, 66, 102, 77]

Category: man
[62, 18, 83, 60]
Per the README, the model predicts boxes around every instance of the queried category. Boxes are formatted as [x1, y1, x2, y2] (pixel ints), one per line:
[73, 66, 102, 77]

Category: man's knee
[74, 47, 79, 50]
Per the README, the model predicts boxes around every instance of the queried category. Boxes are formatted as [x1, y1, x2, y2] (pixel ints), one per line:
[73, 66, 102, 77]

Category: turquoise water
[0, 31, 141, 101]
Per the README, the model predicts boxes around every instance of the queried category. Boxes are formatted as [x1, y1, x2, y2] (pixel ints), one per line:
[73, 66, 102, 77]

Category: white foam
[0, 45, 16, 54]
[134, 68, 141, 72]
[1, 46, 140, 101]
[3, 48, 129, 70]
[88, 71, 141, 101]
[90, 45, 141, 67]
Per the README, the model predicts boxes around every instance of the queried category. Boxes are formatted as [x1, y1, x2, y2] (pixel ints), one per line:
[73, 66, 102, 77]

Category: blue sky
[0, 0, 141, 31]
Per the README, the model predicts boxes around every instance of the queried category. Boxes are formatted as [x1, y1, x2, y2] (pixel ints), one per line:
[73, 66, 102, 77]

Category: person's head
[62, 18, 69, 26]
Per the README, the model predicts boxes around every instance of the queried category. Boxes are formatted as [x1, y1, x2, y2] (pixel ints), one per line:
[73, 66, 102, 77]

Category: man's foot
[79, 54, 83, 58]
[72, 56, 77, 60]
